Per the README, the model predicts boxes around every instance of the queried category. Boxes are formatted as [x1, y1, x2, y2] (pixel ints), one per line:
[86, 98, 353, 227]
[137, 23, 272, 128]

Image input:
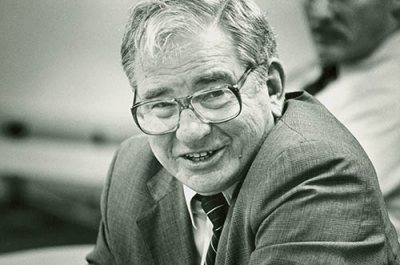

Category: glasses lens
[135, 100, 179, 134]
[192, 87, 240, 122]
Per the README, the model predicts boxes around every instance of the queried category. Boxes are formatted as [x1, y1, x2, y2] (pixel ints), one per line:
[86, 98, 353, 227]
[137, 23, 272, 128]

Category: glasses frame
[130, 64, 258, 135]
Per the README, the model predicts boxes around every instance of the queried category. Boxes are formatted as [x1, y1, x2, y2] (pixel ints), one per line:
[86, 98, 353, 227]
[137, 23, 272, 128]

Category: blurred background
[0, 0, 316, 260]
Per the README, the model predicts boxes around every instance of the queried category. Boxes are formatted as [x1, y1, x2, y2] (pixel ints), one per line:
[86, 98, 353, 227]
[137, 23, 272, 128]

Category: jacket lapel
[136, 168, 197, 265]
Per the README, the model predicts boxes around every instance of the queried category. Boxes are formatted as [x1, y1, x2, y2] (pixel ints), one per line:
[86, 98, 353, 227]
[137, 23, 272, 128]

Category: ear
[267, 59, 286, 118]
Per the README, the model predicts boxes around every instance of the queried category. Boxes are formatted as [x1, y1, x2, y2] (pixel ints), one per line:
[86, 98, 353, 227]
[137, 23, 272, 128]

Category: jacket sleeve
[86, 149, 119, 265]
[247, 140, 399, 264]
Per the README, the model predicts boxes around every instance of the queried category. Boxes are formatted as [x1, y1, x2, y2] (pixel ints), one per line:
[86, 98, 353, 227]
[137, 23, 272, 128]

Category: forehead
[134, 26, 243, 99]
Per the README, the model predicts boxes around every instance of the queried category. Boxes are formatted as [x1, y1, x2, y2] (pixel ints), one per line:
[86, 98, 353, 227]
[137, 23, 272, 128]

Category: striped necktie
[197, 193, 229, 265]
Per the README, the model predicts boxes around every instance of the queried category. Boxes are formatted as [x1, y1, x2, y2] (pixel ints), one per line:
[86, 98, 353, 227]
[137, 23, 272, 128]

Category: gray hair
[121, 0, 278, 90]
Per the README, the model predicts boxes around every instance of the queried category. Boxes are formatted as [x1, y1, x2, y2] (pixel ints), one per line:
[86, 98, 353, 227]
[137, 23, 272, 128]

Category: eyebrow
[142, 87, 174, 100]
[140, 71, 235, 100]
[193, 71, 235, 87]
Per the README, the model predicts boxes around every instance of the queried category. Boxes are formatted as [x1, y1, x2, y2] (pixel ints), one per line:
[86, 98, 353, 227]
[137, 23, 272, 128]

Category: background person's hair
[121, 0, 278, 91]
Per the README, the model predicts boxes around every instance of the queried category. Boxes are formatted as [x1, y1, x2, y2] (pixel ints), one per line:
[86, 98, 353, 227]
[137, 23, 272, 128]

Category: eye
[209, 89, 226, 98]
[140, 101, 177, 118]
[151, 101, 174, 109]
[202, 90, 225, 102]
[199, 88, 228, 101]
[194, 88, 234, 109]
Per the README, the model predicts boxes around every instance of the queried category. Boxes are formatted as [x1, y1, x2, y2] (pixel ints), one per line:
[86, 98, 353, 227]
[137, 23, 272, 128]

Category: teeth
[185, 151, 215, 161]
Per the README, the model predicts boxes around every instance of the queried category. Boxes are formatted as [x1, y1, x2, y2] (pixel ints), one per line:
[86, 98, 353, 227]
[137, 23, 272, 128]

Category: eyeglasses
[130, 65, 257, 135]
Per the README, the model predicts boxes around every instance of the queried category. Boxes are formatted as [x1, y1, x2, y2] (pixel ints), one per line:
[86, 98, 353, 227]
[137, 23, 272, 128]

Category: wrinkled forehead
[133, 26, 242, 98]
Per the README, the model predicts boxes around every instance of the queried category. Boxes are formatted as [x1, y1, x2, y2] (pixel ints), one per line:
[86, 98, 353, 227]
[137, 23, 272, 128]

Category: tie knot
[196, 193, 229, 230]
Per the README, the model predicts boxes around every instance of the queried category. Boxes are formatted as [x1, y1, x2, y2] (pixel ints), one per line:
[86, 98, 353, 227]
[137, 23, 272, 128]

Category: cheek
[148, 136, 175, 169]
[228, 98, 272, 151]
[242, 94, 272, 131]
[243, 106, 270, 138]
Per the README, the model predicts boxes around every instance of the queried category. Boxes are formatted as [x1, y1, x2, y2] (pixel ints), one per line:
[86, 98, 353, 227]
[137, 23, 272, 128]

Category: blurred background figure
[300, 0, 400, 237]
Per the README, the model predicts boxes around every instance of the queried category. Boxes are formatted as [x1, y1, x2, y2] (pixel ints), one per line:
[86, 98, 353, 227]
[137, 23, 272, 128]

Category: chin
[191, 183, 227, 195]
[183, 172, 232, 194]
[175, 156, 242, 192]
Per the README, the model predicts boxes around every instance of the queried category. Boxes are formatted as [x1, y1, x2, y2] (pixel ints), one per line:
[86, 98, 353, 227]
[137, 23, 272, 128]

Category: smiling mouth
[183, 149, 220, 162]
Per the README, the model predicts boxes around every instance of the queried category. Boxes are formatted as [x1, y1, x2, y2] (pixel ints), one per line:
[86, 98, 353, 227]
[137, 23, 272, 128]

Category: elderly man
[301, 0, 400, 237]
[87, 0, 399, 264]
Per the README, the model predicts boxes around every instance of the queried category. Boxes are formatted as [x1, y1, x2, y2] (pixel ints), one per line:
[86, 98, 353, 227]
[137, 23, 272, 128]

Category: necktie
[303, 65, 338, 96]
[197, 193, 229, 265]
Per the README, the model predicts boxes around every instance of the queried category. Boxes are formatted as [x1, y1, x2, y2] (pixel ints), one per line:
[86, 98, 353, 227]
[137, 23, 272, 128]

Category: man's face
[303, 0, 396, 65]
[134, 26, 277, 195]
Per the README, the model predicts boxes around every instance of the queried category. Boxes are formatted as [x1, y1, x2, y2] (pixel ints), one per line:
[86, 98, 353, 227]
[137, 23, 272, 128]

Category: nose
[175, 109, 211, 143]
[306, 0, 334, 21]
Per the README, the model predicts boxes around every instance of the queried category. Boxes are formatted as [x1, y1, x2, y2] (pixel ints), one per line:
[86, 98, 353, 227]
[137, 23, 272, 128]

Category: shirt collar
[183, 184, 237, 229]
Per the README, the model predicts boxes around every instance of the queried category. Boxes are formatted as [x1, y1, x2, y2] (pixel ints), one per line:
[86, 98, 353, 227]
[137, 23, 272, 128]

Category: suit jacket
[87, 91, 400, 264]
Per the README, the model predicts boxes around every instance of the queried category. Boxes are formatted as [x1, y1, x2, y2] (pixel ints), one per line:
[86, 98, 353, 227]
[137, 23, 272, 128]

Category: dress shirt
[183, 184, 236, 265]
[315, 31, 400, 238]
